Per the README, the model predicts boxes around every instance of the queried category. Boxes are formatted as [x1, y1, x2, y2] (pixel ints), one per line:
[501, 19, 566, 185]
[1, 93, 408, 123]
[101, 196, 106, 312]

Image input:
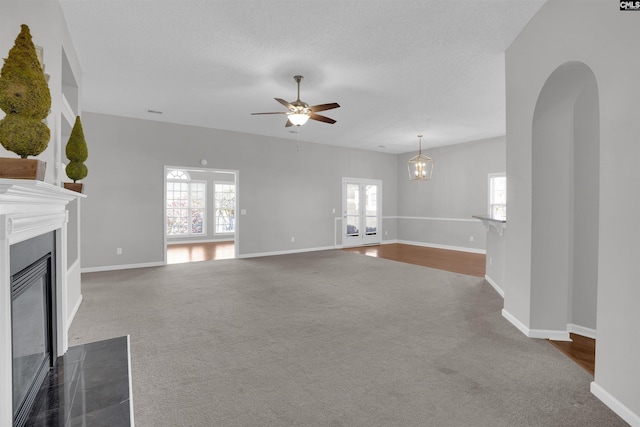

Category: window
[214, 182, 235, 234]
[489, 173, 506, 220]
[166, 169, 206, 236]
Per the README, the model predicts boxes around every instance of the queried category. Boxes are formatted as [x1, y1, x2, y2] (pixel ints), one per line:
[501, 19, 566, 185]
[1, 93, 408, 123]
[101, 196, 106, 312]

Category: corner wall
[504, 0, 640, 423]
[396, 136, 506, 252]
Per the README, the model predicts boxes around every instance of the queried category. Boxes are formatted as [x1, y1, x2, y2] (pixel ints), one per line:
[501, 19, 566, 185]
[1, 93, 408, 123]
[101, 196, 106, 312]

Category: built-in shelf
[473, 215, 507, 236]
[61, 92, 75, 127]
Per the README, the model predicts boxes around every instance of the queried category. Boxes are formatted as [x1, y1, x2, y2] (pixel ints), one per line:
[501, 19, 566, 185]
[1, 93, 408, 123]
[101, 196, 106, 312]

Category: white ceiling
[58, 0, 545, 154]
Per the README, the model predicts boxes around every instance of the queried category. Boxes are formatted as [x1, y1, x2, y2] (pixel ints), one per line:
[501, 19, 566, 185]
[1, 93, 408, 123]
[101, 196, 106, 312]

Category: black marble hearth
[24, 336, 133, 427]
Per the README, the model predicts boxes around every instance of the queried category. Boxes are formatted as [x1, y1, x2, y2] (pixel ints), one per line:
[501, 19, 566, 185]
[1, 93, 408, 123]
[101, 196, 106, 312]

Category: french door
[342, 178, 382, 247]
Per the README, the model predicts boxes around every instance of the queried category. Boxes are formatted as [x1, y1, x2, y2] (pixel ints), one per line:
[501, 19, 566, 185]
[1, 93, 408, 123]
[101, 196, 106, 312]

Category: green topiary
[65, 116, 88, 182]
[0, 114, 50, 158]
[0, 25, 50, 118]
[65, 162, 87, 182]
[0, 24, 51, 159]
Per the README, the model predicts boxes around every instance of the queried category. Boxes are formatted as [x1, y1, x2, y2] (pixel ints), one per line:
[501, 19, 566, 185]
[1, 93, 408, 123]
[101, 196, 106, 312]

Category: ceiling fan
[251, 75, 340, 127]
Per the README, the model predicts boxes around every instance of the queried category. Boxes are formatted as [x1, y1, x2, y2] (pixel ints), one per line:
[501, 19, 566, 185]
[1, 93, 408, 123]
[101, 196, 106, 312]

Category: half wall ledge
[473, 215, 506, 236]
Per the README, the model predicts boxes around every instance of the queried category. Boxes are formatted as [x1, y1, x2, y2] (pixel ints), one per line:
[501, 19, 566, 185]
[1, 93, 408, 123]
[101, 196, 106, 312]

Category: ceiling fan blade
[309, 113, 336, 124]
[251, 112, 288, 115]
[285, 119, 294, 127]
[309, 103, 340, 113]
[275, 98, 294, 110]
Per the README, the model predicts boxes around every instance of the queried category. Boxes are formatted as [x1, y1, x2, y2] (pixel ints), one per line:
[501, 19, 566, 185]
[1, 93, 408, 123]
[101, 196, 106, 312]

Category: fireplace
[0, 180, 85, 427]
[10, 232, 55, 427]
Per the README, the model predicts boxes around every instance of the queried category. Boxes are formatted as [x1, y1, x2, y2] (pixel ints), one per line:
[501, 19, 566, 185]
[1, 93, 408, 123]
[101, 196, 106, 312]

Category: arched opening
[530, 62, 599, 339]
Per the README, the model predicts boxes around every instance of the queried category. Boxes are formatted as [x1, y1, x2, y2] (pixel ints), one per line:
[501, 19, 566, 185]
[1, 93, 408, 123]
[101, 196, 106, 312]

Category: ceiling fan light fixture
[408, 134, 434, 181]
[250, 75, 340, 127]
[288, 112, 310, 126]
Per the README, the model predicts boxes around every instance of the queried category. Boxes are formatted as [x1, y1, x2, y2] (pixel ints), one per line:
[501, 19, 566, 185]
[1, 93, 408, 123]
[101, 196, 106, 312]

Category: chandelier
[407, 134, 434, 181]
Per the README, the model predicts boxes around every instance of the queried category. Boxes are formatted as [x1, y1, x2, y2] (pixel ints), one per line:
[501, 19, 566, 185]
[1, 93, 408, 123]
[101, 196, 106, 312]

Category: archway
[530, 62, 599, 338]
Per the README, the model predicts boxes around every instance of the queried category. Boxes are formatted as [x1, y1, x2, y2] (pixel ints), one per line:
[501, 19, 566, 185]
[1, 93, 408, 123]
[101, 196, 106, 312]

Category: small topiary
[65, 116, 88, 182]
[0, 114, 50, 157]
[0, 24, 51, 158]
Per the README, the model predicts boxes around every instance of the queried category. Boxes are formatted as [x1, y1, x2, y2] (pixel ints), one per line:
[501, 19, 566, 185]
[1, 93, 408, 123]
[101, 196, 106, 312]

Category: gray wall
[80, 112, 399, 268]
[571, 78, 599, 330]
[81, 112, 503, 268]
[505, 0, 639, 421]
[485, 227, 506, 294]
[530, 62, 599, 333]
[396, 136, 506, 251]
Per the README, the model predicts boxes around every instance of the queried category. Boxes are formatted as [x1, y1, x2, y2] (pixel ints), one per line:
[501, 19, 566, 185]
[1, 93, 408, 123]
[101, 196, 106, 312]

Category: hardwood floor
[166, 241, 235, 264]
[342, 243, 486, 277]
[548, 333, 596, 376]
[343, 243, 595, 376]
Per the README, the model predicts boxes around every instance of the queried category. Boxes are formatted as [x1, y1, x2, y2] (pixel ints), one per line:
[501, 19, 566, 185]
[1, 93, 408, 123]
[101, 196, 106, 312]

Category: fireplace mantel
[0, 178, 85, 427]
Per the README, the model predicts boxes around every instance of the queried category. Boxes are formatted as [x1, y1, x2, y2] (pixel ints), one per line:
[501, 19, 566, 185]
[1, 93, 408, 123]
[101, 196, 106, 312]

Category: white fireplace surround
[0, 179, 85, 427]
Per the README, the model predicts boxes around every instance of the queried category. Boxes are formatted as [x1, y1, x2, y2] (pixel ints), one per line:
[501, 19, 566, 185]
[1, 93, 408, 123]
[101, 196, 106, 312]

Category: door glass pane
[365, 216, 377, 235]
[365, 185, 377, 235]
[346, 183, 360, 236]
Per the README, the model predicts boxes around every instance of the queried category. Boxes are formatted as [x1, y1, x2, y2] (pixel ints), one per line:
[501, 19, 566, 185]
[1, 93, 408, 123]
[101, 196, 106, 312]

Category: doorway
[164, 166, 239, 264]
[342, 178, 382, 247]
[530, 61, 599, 338]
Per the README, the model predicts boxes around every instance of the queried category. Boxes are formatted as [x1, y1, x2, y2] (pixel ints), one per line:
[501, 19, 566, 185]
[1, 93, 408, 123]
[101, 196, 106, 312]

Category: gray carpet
[69, 250, 627, 426]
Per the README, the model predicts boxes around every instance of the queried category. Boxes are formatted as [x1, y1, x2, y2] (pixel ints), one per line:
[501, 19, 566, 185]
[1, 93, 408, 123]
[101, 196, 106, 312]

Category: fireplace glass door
[12, 255, 52, 426]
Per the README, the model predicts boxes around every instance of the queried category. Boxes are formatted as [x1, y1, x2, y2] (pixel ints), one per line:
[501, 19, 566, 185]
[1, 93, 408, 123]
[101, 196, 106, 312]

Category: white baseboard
[528, 328, 571, 341]
[501, 309, 571, 341]
[591, 381, 640, 427]
[485, 275, 504, 298]
[567, 323, 597, 339]
[81, 261, 165, 273]
[381, 239, 399, 245]
[396, 239, 486, 254]
[167, 238, 234, 245]
[239, 246, 337, 259]
[67, 294, 83, 328]
[502, 308, 530, 336]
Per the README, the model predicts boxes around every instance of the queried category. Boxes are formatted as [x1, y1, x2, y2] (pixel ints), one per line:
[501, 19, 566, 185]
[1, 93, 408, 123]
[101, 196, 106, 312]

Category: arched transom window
[167, 169, 190, 180]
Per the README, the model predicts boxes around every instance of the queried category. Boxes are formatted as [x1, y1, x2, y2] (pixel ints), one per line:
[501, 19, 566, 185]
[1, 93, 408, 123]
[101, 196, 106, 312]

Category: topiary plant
[65, 116, 88, 182]
[0, 24, 51, 158]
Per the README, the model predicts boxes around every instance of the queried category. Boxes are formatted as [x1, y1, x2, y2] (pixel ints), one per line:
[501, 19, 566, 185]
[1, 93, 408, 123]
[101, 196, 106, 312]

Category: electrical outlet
[116, 247, 122, 255]
[291, 236, 295, 243]
[469, 236, 474, 242]
[332, 208, 336, 214]
[385, 230, 388, 236]
[489, 257, 493, 266]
